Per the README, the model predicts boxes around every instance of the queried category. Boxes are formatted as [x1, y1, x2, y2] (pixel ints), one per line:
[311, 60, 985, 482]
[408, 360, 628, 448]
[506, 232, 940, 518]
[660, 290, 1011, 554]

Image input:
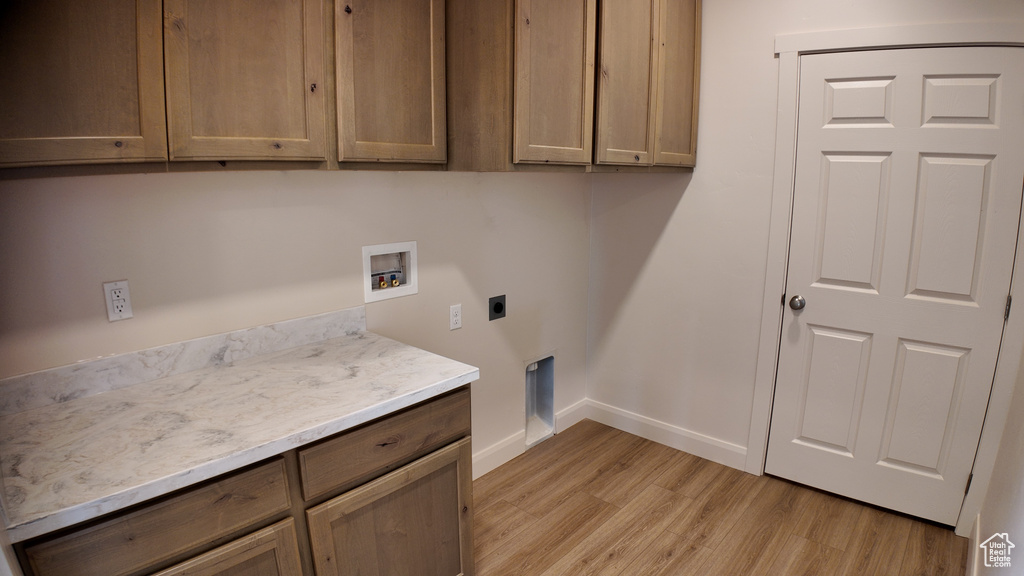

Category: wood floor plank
[665, 464, 766, 548]
[473, 499, 538, 562]
[473, 419, 619, 509]
[835, 507, 915, 576]
[537, 484, 693, 576]
[654, 451, 730, 498]
[755, 533, 843, 576]
[585, 437, 682, 508]
[792, 488, 867, 551]
[475, 490, 618, 576]
[700, 476, 811, 575]
[898, 521, 969, 576]
[508, 431, 641, 517]
[615, 530, 715, 576]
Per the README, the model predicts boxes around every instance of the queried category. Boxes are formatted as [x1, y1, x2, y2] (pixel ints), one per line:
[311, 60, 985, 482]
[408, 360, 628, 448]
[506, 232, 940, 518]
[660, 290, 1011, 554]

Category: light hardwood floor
[473, 419, 968, 576]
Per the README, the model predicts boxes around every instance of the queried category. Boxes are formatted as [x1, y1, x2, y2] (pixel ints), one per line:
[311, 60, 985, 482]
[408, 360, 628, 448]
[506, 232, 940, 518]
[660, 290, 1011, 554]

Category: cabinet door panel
[164, 0, 326, 161]
[513, 0, 596, 165]
[152, 519, 303, 576]
[336, 0, 446, 163]
[595, 0, 659, 165]
[653, 0, 700, 166]
[307, 438, 474, 576]
[0, 0, 166, 166]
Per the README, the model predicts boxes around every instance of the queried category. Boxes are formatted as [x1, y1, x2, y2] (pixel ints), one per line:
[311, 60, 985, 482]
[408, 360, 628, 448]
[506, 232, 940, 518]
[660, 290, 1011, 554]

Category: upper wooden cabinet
[594, 0, 658, 165]
[513, 0, 597, 165]
[163, 0, 327, 161]
[652, 0, 700, 166]
[595, 0, 700, 167]
[336, 0, 447, 163]
[450, 0, 700, 171]
[0, 0, 167, 167]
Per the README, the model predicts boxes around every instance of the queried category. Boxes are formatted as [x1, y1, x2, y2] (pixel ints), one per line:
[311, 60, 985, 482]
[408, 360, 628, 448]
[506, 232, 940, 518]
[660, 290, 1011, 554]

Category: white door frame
[748, 22, 1024, 536]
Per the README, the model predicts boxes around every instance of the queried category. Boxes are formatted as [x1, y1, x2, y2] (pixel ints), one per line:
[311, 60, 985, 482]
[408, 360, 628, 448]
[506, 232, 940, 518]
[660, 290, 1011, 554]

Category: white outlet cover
[362, 241, 418, 303]
[450, 304, 462, 330]
[103, 280, 134, 322]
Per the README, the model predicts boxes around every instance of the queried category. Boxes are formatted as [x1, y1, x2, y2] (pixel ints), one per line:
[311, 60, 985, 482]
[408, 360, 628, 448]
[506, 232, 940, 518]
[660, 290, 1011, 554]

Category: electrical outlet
[489, 295, 506, 321]
[450, 304, 462, 330]
[103, 280, 134, 322]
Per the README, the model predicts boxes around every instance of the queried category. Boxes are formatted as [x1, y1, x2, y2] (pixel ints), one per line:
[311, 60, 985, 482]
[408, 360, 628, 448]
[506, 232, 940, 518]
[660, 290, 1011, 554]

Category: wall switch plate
[103, 280, 133, 322]
[450, 304, 462, 330]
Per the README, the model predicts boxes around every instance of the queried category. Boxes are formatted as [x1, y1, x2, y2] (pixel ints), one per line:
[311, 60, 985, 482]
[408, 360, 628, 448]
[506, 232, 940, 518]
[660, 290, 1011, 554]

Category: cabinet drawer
[299, 387, 470, 500]
[23, 459, 290, 576]
[151, 519, 303, 576]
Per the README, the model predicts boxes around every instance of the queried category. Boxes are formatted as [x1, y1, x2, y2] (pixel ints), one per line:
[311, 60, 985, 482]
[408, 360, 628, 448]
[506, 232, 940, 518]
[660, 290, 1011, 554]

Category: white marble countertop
[0, 328, 479, 543]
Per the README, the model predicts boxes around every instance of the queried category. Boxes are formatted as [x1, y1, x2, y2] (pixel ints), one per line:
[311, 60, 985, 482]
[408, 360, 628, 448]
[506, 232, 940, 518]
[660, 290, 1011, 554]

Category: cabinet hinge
[1006, 295, 1013, 321]
[965, 473, 974, 495]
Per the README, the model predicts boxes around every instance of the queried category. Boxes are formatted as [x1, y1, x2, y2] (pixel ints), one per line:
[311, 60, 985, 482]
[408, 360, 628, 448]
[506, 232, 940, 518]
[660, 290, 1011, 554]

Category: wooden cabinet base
[15, 387, 472, 576]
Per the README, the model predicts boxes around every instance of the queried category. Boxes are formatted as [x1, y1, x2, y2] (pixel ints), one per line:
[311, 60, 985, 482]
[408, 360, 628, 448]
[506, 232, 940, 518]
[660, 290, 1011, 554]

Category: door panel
[797, 326, 872, 454]
[880, 339, 967, 474]
[907, 155, 991, 302]
[815, 153, 891, 291]
[767, 47, 1024, 525]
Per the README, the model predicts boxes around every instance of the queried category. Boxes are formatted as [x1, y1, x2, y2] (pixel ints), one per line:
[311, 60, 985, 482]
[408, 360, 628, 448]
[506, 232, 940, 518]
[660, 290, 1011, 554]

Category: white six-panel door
[766, 47, 1024, 525]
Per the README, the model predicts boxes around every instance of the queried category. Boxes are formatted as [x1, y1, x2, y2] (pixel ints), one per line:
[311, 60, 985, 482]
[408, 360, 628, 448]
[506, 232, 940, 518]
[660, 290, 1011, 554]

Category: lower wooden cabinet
[307, 437, 474, 576]
[152, 519, 304, 576]
[16, 387, 473, 576]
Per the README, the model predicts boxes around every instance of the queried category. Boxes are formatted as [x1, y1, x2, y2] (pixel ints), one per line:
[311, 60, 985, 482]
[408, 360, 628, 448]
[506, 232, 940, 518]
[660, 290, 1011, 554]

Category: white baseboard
[584, 399, 748, 470]
[472, 429, 525, 479]
[472, 399, 588, 479]
[555, 397, 590, 432]
[471, 398, 749, 480]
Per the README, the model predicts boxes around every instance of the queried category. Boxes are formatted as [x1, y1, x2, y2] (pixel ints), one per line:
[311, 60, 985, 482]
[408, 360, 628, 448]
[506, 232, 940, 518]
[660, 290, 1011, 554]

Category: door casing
[749, 22, 1024, 537]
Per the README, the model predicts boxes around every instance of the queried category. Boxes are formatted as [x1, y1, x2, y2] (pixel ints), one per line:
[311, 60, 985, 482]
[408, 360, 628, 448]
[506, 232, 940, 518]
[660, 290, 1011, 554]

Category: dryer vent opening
[526, 356, 554, 449]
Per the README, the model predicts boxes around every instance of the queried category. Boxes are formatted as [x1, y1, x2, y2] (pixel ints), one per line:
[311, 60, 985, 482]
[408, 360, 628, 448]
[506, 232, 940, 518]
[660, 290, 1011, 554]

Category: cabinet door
[653, 0, 700, 166]
[163, 0, 327, 161]
[151, 520, 303, 576]
[336, 0, 446, 163]
[594, 0, 659, 165]
[0, 0, 166, 167]
[513, 0, 597, 165]
[307, 437, 474, 576]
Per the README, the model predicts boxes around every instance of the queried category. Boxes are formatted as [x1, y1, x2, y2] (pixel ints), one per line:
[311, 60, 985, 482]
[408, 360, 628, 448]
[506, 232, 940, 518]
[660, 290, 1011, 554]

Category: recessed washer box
[363, 241, 418, 303]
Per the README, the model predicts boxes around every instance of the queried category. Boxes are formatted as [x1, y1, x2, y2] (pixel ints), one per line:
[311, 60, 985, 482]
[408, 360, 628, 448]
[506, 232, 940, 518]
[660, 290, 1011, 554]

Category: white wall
[587, 0, 1024, 466]
[975, 346, 1024, 574]
[0, 170, 591, 471]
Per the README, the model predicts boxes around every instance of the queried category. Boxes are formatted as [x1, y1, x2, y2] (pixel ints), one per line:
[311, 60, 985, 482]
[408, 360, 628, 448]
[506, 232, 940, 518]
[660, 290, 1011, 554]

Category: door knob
[789, 295, 806, 310]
